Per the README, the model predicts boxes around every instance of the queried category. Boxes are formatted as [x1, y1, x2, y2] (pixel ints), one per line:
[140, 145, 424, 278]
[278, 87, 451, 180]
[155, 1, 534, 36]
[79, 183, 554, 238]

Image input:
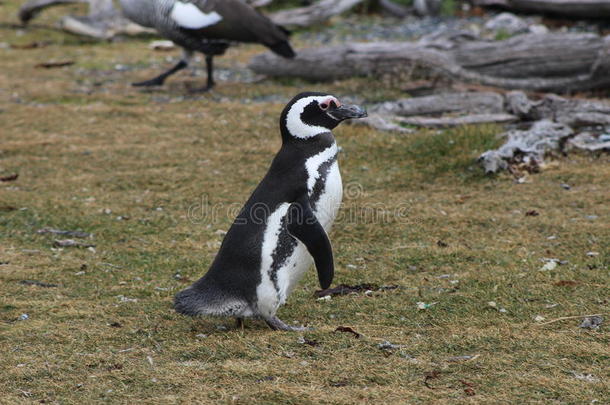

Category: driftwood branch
[396, 114, 517, 127]
[269, 0, 365, 28]
[19, 0, 86, 24]
[473, 0, 610, 19]
[250, 33, 610, 93]
[18, 0, 154, 38]
[504, 91, 610, 127]
[349, 90, 610, 173]
[360, 90, 610, 129]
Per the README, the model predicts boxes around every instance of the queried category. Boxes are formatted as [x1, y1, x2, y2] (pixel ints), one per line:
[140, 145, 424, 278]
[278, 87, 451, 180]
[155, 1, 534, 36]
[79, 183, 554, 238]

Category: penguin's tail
[174, 287, 207, 317]
[174, 284, 249, 318]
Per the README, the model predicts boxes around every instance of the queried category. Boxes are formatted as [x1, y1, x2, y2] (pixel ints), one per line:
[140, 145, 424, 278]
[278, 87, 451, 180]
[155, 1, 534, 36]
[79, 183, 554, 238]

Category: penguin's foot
[265, 316, 310, 332]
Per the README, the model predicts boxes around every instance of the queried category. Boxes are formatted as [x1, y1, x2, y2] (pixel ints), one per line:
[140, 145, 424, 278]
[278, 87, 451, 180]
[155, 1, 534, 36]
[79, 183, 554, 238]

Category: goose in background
[119, 0, 296, 91]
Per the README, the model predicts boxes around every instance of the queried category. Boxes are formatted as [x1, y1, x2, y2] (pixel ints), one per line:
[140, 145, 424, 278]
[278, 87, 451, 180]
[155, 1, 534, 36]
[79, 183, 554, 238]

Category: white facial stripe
[305, 143, 338, 193]
[170, 1, 222, 29]
[285, 96, 332, 139]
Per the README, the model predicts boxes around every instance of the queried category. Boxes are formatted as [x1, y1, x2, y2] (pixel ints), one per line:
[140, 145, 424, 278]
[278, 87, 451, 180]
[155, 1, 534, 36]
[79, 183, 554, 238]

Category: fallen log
[249, 33, 610, 93]
[472, 0, 610, 19]
[269, 0, 365, 28]
[373, 92, 506, 116]
[395, 113, 518, 127]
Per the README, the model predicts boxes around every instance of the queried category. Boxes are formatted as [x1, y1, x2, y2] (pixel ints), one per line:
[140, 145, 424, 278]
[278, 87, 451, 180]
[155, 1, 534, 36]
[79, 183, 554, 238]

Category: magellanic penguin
[174, 92, 367, 331]
[119, 0, 295, 91]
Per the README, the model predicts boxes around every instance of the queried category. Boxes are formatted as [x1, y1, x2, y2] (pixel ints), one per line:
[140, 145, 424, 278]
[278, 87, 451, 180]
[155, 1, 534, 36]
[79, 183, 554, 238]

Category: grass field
[1, 2, 609, 403]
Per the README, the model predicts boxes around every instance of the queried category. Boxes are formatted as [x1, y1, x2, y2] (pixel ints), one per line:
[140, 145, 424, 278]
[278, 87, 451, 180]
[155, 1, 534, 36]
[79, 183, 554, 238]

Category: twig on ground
[535, 314, 605, 326]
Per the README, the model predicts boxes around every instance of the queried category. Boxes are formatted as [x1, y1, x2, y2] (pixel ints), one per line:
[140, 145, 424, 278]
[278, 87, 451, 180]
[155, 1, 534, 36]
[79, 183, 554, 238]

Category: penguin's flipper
[286, 198, 334, 289]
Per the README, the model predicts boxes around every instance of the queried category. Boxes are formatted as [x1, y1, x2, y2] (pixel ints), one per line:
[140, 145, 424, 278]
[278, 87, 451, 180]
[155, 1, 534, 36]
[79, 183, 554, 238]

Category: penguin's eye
[320, 102, 329, 110]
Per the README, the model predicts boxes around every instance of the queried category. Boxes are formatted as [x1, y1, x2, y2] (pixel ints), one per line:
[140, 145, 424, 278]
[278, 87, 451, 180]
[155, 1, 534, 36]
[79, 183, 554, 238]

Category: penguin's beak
[327, 104, 367, 121]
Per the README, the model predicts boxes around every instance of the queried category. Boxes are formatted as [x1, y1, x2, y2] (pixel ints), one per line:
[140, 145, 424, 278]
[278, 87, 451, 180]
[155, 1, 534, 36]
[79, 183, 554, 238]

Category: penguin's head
[280, 92, 367, 140]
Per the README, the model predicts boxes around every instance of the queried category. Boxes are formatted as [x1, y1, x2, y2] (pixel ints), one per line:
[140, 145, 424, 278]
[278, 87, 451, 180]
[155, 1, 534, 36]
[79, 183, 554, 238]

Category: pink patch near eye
[321, 97, 340, 110]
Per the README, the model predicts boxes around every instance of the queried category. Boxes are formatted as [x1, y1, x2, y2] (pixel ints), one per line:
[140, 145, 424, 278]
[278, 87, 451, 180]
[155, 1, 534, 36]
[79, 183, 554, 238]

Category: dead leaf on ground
[315, 283, 399, 297]
[334, 326, 361, 339]
[437, 240, 449, 247]
[0, 173, 18, 182]
[525, 210, 540, 216]
[35, 61, 75, 69]
[424, 370, 441, 389]
[11, 41, 50, 49]
[462, 383, 477, 395]
[462, 380, 476, 396]
[553, 280, 580, 287]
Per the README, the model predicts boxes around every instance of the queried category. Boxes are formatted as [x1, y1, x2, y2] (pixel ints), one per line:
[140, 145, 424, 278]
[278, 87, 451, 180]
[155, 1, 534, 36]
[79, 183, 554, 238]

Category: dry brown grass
[1, 2, 609, 403]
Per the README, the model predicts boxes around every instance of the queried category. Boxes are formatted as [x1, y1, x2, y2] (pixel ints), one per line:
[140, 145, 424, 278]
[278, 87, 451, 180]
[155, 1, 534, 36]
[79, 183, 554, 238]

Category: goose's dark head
[280, 92, 367, 141]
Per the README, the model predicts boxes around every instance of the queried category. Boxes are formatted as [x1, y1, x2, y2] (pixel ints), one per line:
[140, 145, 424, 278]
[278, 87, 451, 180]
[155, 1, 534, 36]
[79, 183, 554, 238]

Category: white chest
[305, 143, 342, 228]
[313, 161, 342, 230]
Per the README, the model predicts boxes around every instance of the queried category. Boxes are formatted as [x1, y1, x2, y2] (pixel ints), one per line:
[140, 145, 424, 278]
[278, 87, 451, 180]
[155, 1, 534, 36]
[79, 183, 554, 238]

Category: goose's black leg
[190, 54, 215, 93]
[132, 59, 188, 87]
[235, 317, 244, 330]
[205, 54, 215, 90]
